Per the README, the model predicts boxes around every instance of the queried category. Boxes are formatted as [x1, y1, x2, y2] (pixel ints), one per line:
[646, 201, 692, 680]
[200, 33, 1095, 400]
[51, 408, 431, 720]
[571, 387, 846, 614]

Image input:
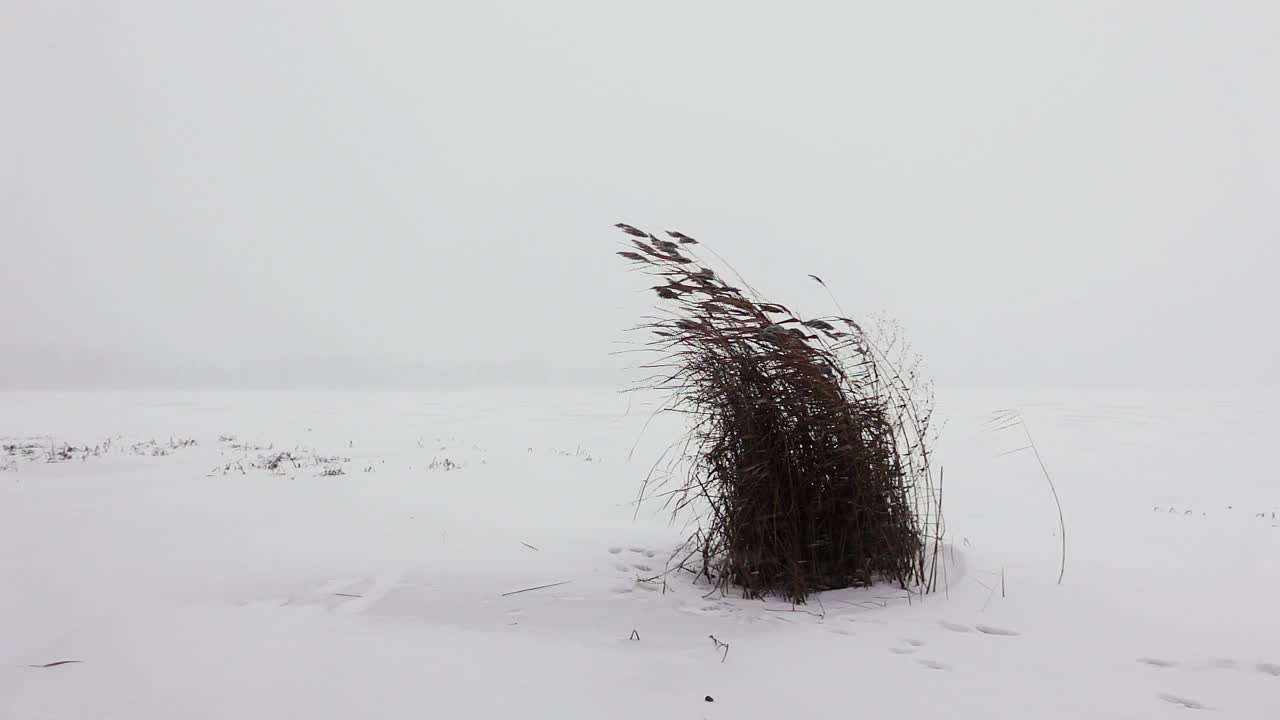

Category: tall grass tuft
[615, 224, 942, 603]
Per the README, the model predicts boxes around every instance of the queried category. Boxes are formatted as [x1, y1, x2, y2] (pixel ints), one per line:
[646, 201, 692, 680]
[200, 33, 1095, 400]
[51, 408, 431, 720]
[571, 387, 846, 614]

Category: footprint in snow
[631, 563, 653, 572]
[891, 639, 924, 655]
[608, 547, 623, 555]
[916, 659, 951, 671]
[974, 624, 1020, 637]
[939, 620, 974, 633]
[1141, 657, 1279, 676]
[1158, 694, 1210, 710]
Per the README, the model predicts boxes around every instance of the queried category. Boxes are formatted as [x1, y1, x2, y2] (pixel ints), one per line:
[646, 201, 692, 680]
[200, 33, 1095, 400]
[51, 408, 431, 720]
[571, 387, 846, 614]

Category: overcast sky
[2, 1, 1277, 387]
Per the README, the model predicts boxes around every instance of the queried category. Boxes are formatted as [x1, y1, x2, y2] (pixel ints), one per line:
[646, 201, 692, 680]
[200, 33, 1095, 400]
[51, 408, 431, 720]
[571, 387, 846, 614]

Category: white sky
[2, 1, 1277, 387]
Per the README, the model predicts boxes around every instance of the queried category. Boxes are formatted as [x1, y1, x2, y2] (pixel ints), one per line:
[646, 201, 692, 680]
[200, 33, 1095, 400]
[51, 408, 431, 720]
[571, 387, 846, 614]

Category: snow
[2, 386, 1277, 718]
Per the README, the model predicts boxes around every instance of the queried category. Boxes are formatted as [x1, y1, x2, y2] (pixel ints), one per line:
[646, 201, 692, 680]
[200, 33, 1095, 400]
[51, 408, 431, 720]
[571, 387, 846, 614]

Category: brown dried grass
[615, 224, 942, 603]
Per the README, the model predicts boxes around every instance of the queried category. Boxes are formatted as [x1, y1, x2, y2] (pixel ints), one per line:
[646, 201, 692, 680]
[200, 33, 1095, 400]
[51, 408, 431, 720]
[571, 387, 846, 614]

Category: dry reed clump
[615, 223, 942, 603]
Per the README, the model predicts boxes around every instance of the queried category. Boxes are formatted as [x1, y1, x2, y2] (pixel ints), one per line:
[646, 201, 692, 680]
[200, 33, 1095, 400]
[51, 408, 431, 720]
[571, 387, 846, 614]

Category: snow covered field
[2, 386, 1276, 718]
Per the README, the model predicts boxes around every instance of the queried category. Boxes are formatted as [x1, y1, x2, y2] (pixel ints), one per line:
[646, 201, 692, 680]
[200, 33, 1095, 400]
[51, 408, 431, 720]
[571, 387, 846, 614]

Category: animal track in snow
[890, 638, 924, 655]
[974, 624, 1020, 637]
[916, 659, 951, 671]
[1158, 694, 1210, 710]
[938, 620, 1019, 637]
[608, 547, 622, 555]
[1139, 655, 1280, 677]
